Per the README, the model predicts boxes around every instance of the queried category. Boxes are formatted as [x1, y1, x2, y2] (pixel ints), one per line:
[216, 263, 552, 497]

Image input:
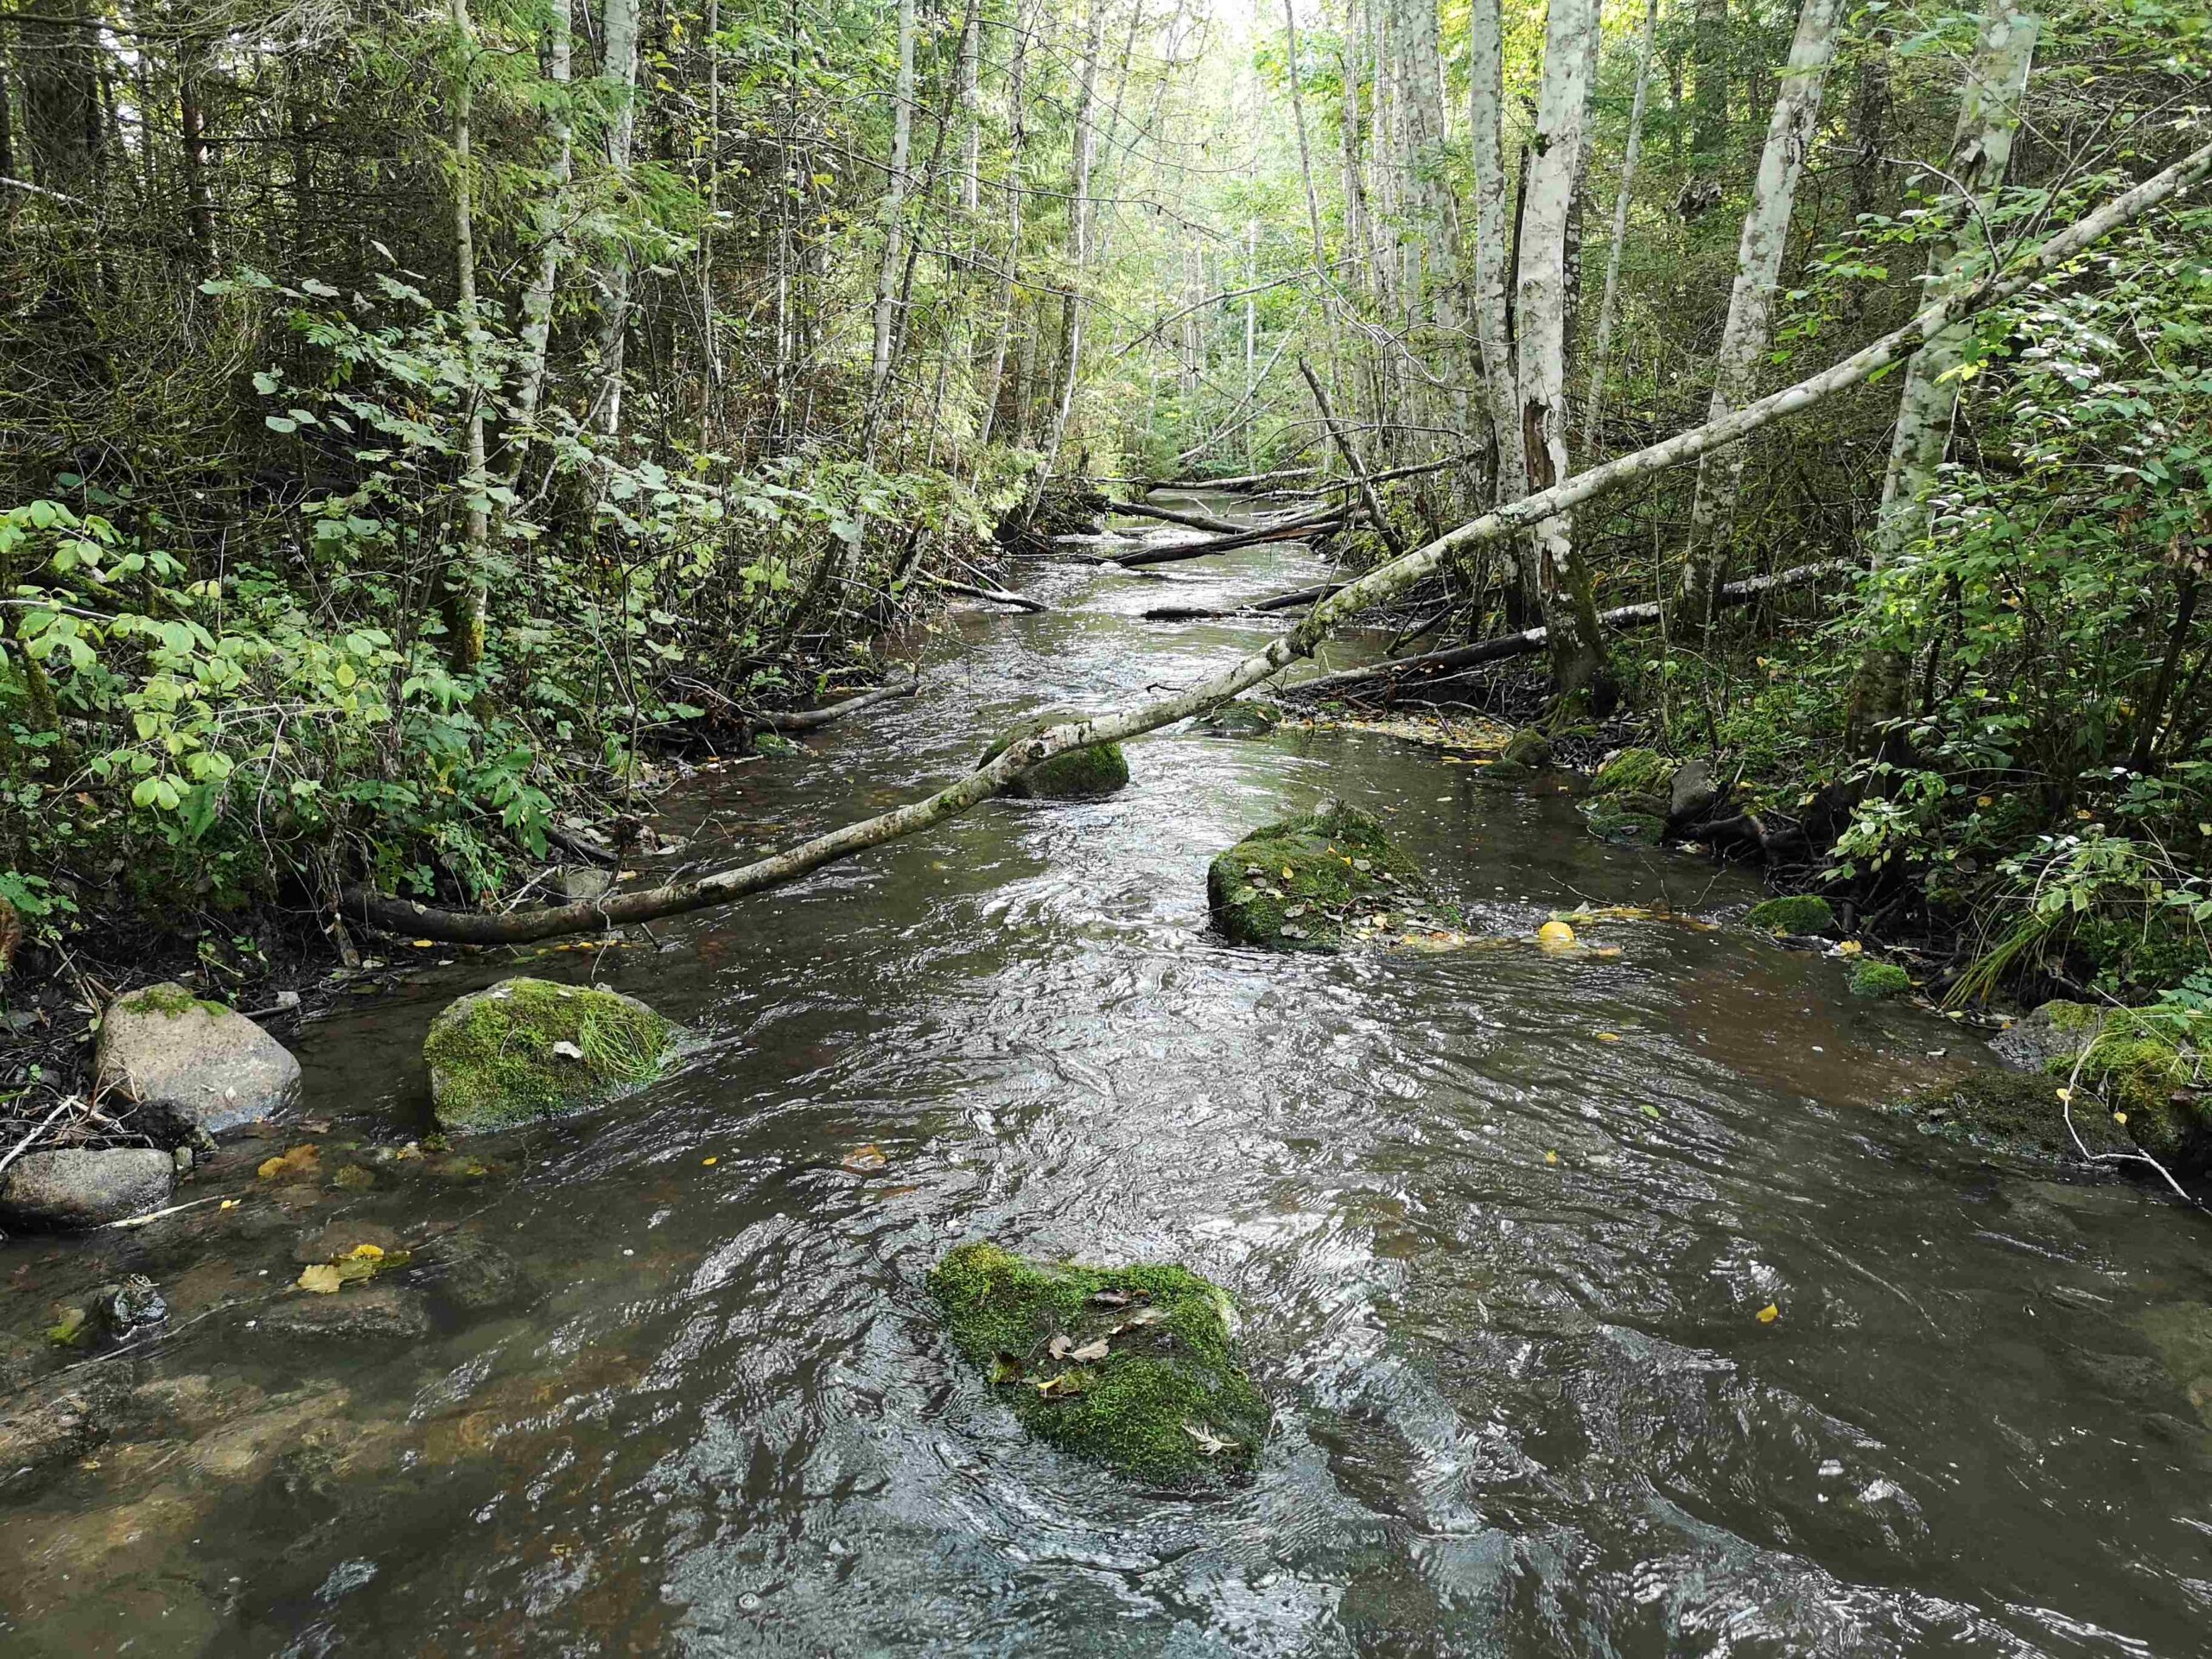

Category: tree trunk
[1691, 0, 1728, 177]
[513, 0, 575, 453]
[1283, 0, 1328, 273]
[1581, 0, 1658, 460]
[592, 0, 643, 437]
[976, 0, 1031, 448]
[1672, 0, 1846, 634]
[864, 0, 918, 438]
[447, 0, 490, 672]
[1026, 1, 1105, 503]
[957, 0, 982, 213]
[1468, 0, 1525, 511]
[1516, 0, 1607, 705]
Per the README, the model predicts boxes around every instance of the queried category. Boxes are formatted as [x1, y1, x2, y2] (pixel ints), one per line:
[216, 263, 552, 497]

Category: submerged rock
[982, 714, 1131, 800]
[1580, 747, 1672, 842]
[1581, 798, 1666, 846]
[928, 1241, 1270, 1491]
[1195, 699, 1281, 738]
[257, 1286, 433, 1343]
[423, 976, 679, 1134]
[1893, 1069, 2129, 1164]
[1745, 894, 1838, 937]
[96, 982, 302, 1140]
[0, 1147, 175, 1229]
[1206, 798, 1428, 950]
[92, 1275, 168, 1337]
[416, 1229, 531, 1315]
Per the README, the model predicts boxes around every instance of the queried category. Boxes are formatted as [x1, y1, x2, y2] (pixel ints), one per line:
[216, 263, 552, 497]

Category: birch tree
[447, 0, 490, 670]
[512, 0, 575, 450]
[591, 0, 643, 436]
[1582, 0, 1660, 459]
[864, 0, 918, 439]
[1671, 0, 1847, 633]
[1468, 0, 1525, 507]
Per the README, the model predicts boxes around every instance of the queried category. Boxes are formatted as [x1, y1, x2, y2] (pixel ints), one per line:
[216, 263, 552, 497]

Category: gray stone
[293, 1219, 404, 1265]
[417, 1230, 531, 1315]
[0, 1386, 111, 1493]
[1669, 758, 1720, 825]
[1989, 1001, 2107, 1073]
[257, 1287, 433, 1343]
[0, 1148, 175, 1229]
[96, 983, 302, 1139]
[552, 865, 614, 903]
[94, 1275, 168, 1336]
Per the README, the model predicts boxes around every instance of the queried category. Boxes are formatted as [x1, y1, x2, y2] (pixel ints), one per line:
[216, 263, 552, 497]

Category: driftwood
[1108, 510, 1346, 569]
[753, 671, 921, 732]
[925, 575, 1050, 613]
[1101, 498, 1245, 534]
[334, 144, 2212, 946]
[1282, 561, 1858, 699]
[1142, 580, 1349, 622]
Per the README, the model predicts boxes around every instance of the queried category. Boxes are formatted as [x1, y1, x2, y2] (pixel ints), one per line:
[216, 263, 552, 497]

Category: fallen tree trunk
[1138, 465, 1316, 493]
[1142, 579, 1349, 622]
[338, 143, 2212, 945]
[753, 671, 921, 732]
[925, 575, 1050, 613]
[1283, 560, 1857, 699]
[1109, 511, 1346, 569]
[1299, 358, 1403, 557]
[1101, 498, 1245, 534]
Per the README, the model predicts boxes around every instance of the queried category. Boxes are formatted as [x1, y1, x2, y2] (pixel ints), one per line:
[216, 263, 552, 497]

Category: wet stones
[0, 1147, 175, 1230]
[95, 982, 302, 1140]
[928, 1241, 1270, 1492]
[257, 1286, 433, 1344]
[423, 976, 679, 1134]
[1580, 747, 1671, 844]
[414, 1230, 531, 1316]
[1206, 798, 1430, 950]
[1195, 699, 1281, 739]
[1990, 1000, 2107, 1072]
[981, 713, 1131, 801]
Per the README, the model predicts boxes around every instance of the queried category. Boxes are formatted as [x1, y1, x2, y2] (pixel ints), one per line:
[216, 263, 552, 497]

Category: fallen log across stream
[1142, 579, 1349, 622]
[924, 574, 1052, 613]
[1280, 561, 1859, 700]
[336, 141, 2212, 944]
[1105, 509, 1347, 569]
[750, 671, 921, 732]
[1099, 498, 1246, 534]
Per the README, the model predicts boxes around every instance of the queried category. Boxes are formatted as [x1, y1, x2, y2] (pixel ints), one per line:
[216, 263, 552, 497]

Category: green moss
[927, 1241, 1270, 1491]
[982, 714, 1131, 800]
[1850, 960, 1911, 999]
[1499, 728, 1553, 769]
[2070, 1021, 2202, 1166]
[424, 976, 677, 1133]
[1205, 798, 1427, 950]
[1745, 894, 1837, 936]
[121, 983, 226, 1019]
[2043, 1001, 2107, 1036]
[1590, 747, 1670, 798]
[1894, 1069, 2129, 1162]
[1580, 798, 1665, 846]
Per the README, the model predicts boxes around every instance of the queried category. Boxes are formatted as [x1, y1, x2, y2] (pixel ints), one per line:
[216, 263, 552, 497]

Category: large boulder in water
[424, 976, 679, 1134]
[96, 983, 301, 1140]
[928, 1241, 1270, 1492]
[1206, 798, 1427, 950]
[0, 1148, 174, 1229]
[981, 714, 1130, 801]
[1580, 747, 1672, 844]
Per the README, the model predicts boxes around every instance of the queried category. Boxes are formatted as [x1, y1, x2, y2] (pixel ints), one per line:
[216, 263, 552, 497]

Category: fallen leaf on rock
[550, 1040, 585, 1061]
[1119, 1306, 1170, 1328]
[297, 1264, 344, 1294]
[1071, 1338, 1110, 1363]
[1035, 1371, 1083, 1398]
[257, 1144, 322, 1182]
[1049, 1334, 1073, 1360]
[842, 1144, 887, 1172]
[1090, 1289, 1131, 1308]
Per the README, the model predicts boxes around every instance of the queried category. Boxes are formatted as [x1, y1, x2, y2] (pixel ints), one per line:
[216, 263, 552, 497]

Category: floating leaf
[842, 1143, 887, 1172]
[257, 1144, 321, 1183]
[297, 1264, 344, 1294]
[1544, 1150, 1560, 1166]
[1640, 1103, 1662, 1120]
[1596, 1031, 1622, 1043]
[702, 1155, 718, 1166]
[1756, 1303, 1780, 1324]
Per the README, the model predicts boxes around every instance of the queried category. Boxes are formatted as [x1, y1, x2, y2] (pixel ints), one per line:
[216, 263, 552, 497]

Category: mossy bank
[1206, 798, 1431, 950]
[928, 1242, 1270, 1491]
[423, 977, 680, 1133]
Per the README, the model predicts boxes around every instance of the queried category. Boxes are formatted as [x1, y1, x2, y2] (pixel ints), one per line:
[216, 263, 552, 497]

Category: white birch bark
[865, 0, 918, 423]
[976, 0, 1031, 448]
[591, 0, 641, 436]
[1875, 0, 2040, 563]
[957, 0, 982, 214]
[1282, 0, 1327, 272]
[1580, 0, 1658, 460]
[1469, 0, 1524, 504]
[1673, 0, 1846, 630]
[448, 0, 490, 668]
[1027, 0, 1103, 499]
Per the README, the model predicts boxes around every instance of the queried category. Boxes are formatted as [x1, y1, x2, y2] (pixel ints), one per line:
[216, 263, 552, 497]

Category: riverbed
[5, 504, 2211, 1656]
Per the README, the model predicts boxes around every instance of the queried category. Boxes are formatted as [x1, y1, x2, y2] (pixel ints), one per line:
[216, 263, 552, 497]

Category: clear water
[6, 505, 2212, 1656]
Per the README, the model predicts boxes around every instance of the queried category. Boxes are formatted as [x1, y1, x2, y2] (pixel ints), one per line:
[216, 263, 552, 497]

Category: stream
[6, 498, 2212, 1656]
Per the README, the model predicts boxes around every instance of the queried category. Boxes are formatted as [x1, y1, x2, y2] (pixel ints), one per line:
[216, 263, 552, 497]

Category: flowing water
[7, 500, 2212, 1656]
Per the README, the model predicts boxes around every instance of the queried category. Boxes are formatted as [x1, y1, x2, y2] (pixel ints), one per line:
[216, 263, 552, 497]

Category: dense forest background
[1, 0, 2207, 1005]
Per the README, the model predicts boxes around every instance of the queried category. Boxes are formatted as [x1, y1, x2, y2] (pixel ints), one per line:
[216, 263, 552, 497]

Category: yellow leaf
[219, 1198, 238, 1211]
[1536, 920, 1576, 952]
[2113, 1112, 2129, 1127]
[702, 1155, 718, 1166]
[257, 1156, 287, 1179]
[1544, 1150, 1559, 1166]
[1595, 1032, 1621, 1043]
[346, 1243, 385, 1260]
[297, 1264, 343, 1294]
[1756, 1304, 1779, 1324]
[412, 938, 436, 948]
[1281, 866, 1294, 881]
[2055, 1088, 2074, 1103]
[1976, 796, 1993, 808]
[1836, 940, 1863, 957]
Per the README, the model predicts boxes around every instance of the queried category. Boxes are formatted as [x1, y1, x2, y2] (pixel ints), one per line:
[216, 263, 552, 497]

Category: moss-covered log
[928, 1242, 1270, 1491]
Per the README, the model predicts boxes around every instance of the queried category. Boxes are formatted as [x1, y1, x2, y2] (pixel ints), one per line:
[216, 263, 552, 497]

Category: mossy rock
[1990, 999, 2107, 1071]
[1850, 960, 1911, 999]
[1580, 798, 1665, 846]
[1590, 747, 1670, 798]
[1745, 894, 1837, 937]
[2069, 1016, 2208, 1169]
[424, 977, 678, 1134]
[981, 715, 1130, 801]
[927, 1242, 1270, 1491]
[1500, 728, 1553, 769]
[1205, 798, 1428, 950]
[1894, 1069, 2131, 1163]
[1196, 700, 1281, 739]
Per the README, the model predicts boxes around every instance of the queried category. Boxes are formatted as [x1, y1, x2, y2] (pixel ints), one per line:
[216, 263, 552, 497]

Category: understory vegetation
[0, 0, 2207, 1012]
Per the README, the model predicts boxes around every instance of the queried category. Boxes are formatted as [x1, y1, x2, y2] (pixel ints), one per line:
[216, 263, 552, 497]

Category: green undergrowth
[927, 1241, 1270, 1491]
[423, 976, 677, 1133]
[1205, 798, 1429, 949]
